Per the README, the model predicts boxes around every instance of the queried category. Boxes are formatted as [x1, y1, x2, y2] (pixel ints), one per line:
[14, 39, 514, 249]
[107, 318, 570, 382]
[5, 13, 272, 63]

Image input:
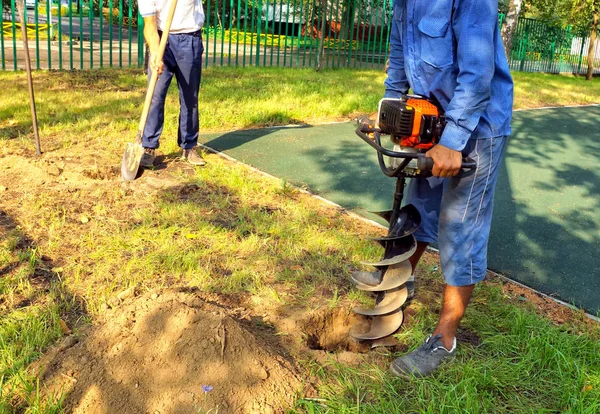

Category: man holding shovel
[138, 0, 206, 167]
[384, 0, 513, 377]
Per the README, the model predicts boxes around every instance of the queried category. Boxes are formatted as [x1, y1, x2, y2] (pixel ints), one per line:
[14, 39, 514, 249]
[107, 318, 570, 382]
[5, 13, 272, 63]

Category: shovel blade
[121, 141, 144, 181]
[349, 310, 404, 341]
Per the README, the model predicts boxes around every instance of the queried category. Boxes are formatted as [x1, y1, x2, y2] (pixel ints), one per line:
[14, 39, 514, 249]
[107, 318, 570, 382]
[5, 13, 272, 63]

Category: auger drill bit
[361, 234, 417, 267]
[351, 260, 412, 291]
[349, 309, 404, 341]
[371, 204, 421, 241]
[353, 286, 408, 316]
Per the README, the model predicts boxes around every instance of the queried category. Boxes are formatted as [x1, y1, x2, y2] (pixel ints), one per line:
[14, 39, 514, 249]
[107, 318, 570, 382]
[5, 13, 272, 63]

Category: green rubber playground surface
[200, 105, 600, 315]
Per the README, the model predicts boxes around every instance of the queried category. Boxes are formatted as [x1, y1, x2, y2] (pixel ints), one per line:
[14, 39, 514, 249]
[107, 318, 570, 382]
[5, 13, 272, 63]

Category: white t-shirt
[138, 0, 205, 33]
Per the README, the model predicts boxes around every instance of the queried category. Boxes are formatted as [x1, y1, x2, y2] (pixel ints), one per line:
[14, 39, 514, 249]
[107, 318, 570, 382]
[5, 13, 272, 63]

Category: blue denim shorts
[405, 136, 508, 286]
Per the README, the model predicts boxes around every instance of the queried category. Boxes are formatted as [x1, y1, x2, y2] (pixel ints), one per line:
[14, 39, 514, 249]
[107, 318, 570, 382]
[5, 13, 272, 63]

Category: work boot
[182, 147, 206, 166]
[389, 334, 456, 378]
[140, 148, 156, 168]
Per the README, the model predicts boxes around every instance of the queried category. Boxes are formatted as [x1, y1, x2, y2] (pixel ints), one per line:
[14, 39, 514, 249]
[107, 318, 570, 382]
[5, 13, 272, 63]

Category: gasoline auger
[349, 95, 476, 345]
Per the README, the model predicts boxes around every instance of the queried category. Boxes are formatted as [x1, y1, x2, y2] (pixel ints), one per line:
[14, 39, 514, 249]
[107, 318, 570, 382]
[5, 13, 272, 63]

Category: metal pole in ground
[16, 0, 41, 156]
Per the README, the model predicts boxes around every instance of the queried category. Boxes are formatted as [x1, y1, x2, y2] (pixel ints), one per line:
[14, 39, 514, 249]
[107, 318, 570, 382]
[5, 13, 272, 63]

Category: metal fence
[509, 17, 600, 75]
[1, 0, 599, 74]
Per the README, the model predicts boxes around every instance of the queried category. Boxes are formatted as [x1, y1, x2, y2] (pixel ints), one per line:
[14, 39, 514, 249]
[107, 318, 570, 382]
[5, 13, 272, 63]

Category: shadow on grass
[0, 208, 89, 411]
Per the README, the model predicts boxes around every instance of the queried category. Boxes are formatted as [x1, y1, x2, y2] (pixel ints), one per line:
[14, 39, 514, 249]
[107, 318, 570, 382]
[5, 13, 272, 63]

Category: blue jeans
[142, 31, 203, 150]
[406, 136, 508, 286]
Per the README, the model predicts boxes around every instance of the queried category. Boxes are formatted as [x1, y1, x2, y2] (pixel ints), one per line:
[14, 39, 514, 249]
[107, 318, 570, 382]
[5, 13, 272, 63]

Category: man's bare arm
[143, 16, 163, 73]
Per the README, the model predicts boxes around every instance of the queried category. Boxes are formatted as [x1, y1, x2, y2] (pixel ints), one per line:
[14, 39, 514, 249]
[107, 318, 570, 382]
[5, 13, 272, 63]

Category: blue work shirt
[384, 0, 514, 151]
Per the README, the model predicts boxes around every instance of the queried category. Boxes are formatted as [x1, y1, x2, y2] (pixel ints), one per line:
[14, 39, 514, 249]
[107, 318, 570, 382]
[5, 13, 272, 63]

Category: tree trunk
[501, 0, 523, 59]
[586, 10, 598, 81]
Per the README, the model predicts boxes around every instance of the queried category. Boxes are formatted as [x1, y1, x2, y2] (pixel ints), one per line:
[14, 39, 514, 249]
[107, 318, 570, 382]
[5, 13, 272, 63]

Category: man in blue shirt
[385, 0, 513, 377]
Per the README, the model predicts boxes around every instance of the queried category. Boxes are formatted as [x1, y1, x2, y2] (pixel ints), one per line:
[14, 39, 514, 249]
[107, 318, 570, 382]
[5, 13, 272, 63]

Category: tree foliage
[526, 0, 598, 31]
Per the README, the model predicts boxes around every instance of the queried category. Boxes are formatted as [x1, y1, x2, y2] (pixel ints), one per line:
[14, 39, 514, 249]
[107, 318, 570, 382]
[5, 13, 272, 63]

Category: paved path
[200, 106, 600, 315]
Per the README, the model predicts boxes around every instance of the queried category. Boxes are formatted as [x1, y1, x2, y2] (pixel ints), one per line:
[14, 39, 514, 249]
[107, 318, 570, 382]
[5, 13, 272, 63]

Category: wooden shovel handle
[137, 0, 179, 136]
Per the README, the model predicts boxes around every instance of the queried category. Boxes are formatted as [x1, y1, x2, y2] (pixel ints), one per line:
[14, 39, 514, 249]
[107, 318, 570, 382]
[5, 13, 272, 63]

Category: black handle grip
[417, 156, 477, 172]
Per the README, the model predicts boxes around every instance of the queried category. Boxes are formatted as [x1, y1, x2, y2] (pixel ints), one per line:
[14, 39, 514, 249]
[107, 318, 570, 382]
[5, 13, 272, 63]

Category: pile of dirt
[36, 289, 305, 414]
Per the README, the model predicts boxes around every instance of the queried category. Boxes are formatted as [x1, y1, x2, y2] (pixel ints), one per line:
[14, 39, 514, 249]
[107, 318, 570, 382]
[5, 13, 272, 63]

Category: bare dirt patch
[36, 289, 306, 414]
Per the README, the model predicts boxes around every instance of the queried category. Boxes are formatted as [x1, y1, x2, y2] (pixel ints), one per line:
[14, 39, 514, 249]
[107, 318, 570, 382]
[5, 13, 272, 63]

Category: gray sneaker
[389, 334, 456, 378]
[182, 147, 206, 166]
[140, 148, 156, 168]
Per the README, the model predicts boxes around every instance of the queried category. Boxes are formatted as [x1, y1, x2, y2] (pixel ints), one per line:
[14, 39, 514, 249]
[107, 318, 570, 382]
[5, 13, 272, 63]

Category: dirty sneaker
[389, 334, 456, 378]
[140, 148, 156, 168]
[182, 147, 206, 166]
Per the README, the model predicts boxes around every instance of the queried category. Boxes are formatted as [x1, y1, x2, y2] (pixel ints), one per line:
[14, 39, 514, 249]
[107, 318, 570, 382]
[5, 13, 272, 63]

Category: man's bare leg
[408, 242, 475, 349]
[433, 284, 475, 349]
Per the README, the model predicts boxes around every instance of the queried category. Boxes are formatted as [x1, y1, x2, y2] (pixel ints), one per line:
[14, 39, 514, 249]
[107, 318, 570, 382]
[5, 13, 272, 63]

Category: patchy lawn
[1, 68, 599, 413]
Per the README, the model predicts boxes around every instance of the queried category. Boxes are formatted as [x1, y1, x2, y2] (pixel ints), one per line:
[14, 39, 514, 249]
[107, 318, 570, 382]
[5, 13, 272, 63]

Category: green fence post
[324, 0, 333, 68]
[127, 0, 132, 66]
[212, 0, 218, 66]
[80, 0, 84, 68]
[300, 0, 310, 67]
[577, 35, 586, 75]
[269, 0, 275, 66]
[335, 0, 344, 67]
[384, 0, 391, 68]
[519, 22, 527, 72]
[35, 0, 40, 69]
[108, 0, 112, 67]
[228, 0, 233, 66]
[68, 0, 73, 69]
[285, 0, 296, 67]
[248, 0, 255, 66]
[99, 0, 103, 67]
[255, 0, 261, 66]
[236, 0, 241, 66]
[137, 11, 143, 67]
[11, 0, 17, 70]
[347, 0, 357, 67]
[242, 0, 248, 67]
[58, 0, 63, 69]
[220, 0, 225, 66]
[276, 0, 282, 66]
[309, 0, 317, 67]
[204, 0, 209, 68]
[89, 0, 93, 68]
[118, 0, 122, 67]
[46, 0, 51, 69]
[0, 0, 5, 70]
[547, 41, 554, 72]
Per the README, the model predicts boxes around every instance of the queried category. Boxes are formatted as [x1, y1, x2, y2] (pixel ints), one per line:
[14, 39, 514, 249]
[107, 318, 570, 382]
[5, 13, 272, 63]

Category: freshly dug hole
[301, 307, 371, 353]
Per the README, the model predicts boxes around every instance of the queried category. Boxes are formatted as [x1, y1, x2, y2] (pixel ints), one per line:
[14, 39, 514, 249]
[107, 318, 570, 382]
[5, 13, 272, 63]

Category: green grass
[294, 278, 600, 413]
[1, 68, 599, 146]
[1, 67, 600, 412]
[512, 72, 600, 110]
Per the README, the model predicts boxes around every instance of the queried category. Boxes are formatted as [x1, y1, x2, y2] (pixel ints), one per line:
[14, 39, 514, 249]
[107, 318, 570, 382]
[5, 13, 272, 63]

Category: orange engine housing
[378, 97, 445, 150]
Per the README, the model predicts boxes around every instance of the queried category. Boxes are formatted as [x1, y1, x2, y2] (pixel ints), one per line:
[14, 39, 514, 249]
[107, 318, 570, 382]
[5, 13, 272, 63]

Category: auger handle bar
[356, 125, 476, 177]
